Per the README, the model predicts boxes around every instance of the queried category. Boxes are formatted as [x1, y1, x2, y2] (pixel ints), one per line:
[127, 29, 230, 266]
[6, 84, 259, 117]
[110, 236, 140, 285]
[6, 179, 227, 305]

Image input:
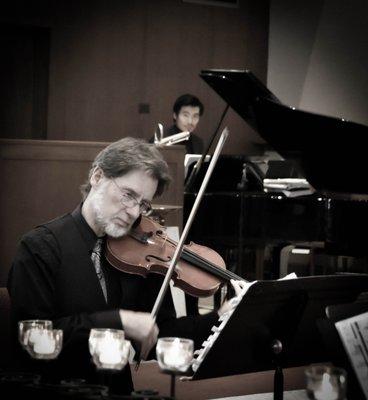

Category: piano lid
[200, 69, 368, 195]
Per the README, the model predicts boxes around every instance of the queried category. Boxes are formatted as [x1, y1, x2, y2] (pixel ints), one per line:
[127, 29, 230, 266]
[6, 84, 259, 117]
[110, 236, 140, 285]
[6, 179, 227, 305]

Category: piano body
[184, 69, 368, 281]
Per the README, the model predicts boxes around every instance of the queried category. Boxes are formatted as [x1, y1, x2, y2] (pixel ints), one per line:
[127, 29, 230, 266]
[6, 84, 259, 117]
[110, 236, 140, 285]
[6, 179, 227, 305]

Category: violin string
[179, 248, 223, 276]
[155, 229, 243, 280]
[182, 248, 241, 281]
[168, 236, 241, 280]
[161, 230, 168, 248]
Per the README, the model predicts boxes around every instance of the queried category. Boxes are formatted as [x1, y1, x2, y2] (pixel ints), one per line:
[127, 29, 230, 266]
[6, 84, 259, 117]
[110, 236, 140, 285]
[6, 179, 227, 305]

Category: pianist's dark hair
[80, 137, 171, 200]
[173, 94, 204, 116]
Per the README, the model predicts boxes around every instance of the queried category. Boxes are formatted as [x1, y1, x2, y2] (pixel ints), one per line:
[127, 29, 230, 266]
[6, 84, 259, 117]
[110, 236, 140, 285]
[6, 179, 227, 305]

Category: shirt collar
[71, 204, 102, 253]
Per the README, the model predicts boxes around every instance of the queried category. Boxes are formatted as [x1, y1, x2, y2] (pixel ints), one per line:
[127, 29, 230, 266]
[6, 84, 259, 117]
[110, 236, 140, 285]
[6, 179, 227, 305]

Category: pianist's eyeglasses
[111, 179, 152, 215]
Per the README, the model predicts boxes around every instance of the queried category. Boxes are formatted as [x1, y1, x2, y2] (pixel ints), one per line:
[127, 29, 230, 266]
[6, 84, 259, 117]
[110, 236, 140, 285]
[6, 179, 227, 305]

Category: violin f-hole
[146, 254, 172, 263]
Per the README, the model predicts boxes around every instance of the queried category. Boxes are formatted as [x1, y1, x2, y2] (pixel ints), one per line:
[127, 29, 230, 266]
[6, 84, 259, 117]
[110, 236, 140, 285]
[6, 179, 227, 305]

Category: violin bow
[134, 128, 228, 370]
[151, 127, 229, 319]
[185, 104, 229, 191]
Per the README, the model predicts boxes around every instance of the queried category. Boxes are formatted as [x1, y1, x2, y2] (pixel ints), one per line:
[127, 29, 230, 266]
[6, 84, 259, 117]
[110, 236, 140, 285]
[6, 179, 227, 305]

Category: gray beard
[104, 222, 129, 238]
[91, 190, 129, 238]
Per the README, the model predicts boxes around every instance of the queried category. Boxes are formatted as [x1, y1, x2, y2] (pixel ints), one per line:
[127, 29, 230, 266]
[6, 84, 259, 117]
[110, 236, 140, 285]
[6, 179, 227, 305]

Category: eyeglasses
[111, 179, 152, 215]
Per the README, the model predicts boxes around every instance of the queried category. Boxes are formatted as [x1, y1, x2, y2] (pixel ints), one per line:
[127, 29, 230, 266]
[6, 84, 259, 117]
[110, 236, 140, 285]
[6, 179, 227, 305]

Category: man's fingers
[119, 310, 159, 360]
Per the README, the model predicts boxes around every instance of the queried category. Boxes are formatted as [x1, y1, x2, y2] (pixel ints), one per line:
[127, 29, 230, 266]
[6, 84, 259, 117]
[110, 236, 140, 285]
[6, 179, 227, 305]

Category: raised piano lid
[200, 69, 368, 195]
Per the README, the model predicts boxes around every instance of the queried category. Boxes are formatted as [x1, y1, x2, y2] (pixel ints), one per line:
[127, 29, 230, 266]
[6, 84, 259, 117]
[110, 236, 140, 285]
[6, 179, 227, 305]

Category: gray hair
[80, 137, 171, 199]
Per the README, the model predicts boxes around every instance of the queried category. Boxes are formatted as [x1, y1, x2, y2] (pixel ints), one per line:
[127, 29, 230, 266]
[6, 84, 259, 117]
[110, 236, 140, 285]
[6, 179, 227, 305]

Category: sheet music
[191, 275, 297, 375]
[184, 154, 211, 179]
[335, 311, 368, 398]
[278, 272, 298, 280]
[191, 280, 257, 373]
[263, 178, 314, 198]
[156, 130, 190, 146]
[263, 178, 310, 190]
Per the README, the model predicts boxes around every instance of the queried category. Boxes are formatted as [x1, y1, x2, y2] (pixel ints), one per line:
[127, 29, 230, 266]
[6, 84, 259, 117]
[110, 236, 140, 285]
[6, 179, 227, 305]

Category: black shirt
[7, 205, 218, 392]
[72, 208, 122, 307]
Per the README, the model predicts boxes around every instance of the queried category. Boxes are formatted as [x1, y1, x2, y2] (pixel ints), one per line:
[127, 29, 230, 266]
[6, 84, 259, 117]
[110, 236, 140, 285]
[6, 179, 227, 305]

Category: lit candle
[97, 332, 122, 365]
[28, 327, 43, 344]
[33, 330, 56, 355]
[163, 338, 188, 369]
[314, 372, 339, 400]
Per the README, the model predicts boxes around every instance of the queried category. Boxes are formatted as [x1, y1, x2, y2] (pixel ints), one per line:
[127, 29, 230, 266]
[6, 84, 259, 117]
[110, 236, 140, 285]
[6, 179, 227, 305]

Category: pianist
[7, 137, 240, 394]
[150, 93, 205, 154]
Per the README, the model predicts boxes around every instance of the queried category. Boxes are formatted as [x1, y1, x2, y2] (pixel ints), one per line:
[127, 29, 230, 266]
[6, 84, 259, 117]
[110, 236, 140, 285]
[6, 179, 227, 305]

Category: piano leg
[255, 247, 265, 280]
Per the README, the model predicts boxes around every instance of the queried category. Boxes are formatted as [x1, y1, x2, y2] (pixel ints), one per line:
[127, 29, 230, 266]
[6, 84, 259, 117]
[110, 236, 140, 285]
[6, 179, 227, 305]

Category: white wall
[268, 0, 368, 126]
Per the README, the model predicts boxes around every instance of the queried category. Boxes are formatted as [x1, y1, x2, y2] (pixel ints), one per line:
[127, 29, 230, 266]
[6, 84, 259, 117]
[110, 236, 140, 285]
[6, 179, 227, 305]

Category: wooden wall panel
[0, 25, 49, 140]
[0, 139, 184, 286]
[1, 0, 269, 154]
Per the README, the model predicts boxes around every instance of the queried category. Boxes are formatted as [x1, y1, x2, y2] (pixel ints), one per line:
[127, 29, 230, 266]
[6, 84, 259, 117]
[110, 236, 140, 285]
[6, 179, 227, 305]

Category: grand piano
[184, 69, 368, 281]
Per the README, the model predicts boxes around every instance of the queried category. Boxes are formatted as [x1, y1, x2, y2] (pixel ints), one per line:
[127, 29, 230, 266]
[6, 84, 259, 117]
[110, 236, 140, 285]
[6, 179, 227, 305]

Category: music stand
[191, 275, 368, 398]
[317, 301, 368, 400]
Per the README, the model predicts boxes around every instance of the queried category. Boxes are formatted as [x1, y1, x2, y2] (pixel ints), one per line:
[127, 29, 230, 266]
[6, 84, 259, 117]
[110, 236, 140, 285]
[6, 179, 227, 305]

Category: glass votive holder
[156, 337, 194, 374]
[25, 328, 63, 360]
[305, 365, 347, 400]
[18, 319, 53, 348]
[88, 328, 130, 370]
[89, 328, 121, 356]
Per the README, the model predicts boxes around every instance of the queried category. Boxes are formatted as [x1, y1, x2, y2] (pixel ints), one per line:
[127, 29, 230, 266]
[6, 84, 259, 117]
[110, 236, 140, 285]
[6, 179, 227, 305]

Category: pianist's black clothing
[150, 124, 204, 154]
[7, 205, 218, 394]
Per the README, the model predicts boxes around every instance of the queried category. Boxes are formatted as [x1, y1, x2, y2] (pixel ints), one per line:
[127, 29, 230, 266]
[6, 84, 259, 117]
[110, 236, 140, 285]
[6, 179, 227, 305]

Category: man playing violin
[8, 137, 243, 394]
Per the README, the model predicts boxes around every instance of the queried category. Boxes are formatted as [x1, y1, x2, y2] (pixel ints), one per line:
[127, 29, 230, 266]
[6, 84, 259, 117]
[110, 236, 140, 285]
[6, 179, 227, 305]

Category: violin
[106, 215, 243, 298]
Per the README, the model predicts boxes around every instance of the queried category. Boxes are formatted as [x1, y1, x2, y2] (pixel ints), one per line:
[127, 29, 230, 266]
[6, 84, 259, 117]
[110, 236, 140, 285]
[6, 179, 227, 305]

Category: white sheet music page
[263, 178, 314, 198]
[335, 311, 368, 398]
